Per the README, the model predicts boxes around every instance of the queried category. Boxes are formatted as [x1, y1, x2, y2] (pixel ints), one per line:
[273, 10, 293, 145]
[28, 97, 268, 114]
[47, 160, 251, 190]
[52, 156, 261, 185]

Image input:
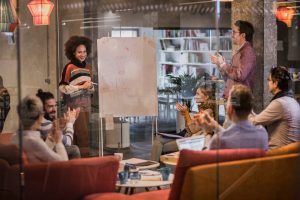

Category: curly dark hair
[64, 36, 92, 60]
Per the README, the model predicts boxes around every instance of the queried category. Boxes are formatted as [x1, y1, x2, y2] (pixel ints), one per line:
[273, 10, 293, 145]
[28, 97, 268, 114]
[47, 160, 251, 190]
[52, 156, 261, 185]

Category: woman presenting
[59, 36, 94, 157]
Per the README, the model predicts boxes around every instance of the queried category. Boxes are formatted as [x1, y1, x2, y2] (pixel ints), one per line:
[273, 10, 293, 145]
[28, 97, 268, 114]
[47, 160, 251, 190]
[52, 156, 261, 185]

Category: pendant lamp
[276, 6, 295, 27]
[27, 0, 54, 26]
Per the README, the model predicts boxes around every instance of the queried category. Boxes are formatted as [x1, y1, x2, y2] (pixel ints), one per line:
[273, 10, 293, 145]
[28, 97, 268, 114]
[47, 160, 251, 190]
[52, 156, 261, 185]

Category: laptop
[176, 135, 206, 151]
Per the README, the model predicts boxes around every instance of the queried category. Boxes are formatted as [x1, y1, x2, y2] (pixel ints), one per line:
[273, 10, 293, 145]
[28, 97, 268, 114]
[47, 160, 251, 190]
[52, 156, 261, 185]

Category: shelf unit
[157, 29, 232, 89]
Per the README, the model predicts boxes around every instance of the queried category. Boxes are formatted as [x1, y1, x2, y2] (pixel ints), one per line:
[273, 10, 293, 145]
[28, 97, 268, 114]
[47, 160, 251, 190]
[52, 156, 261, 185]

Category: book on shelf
[160, 40, 166, 50]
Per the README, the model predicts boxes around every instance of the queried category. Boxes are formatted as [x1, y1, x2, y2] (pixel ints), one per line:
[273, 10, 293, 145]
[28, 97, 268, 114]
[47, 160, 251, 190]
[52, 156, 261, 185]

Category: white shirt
[11, 130, 68, 164]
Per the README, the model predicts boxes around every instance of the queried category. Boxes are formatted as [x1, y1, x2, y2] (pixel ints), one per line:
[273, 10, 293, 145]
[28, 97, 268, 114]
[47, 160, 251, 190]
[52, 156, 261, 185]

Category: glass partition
[0, 0, 299, 199]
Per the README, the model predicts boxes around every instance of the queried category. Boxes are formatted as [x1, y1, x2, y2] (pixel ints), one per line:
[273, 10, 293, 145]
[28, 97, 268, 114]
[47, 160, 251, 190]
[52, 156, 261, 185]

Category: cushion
[0, 144, 29, 166]
[24, 156, 119, 200]
[181, 153, 300, 200]
[84, 189, 170, 200]
[132, 189, 170, 200]
[168, 149, 266, 200]
[0, 144, 19, 166]
[0, 133, 13, 145]
[84, 192, 131, 200]
[266, 142, 300, 156]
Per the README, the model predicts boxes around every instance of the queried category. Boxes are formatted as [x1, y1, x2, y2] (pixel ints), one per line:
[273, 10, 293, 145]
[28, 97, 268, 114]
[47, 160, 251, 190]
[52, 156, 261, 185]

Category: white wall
[0, 0, 58, 132]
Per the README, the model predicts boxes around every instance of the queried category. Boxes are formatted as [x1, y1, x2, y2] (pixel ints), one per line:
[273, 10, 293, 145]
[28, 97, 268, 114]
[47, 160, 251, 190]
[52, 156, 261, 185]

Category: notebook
[176, 135, 206, 151]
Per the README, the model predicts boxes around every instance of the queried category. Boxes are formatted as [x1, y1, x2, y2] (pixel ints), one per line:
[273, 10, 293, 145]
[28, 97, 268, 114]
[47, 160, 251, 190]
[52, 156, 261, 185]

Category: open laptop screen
[176, 135, 206, 151]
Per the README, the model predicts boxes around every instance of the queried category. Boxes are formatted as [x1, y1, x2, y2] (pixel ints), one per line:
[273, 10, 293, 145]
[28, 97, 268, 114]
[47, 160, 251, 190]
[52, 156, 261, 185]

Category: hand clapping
[193, 111, 218, 132]
[210, 53, 225, 66]
[49, 120, 63, 143]
[175, 103, 189, 116]
[64, 107, 80, 124]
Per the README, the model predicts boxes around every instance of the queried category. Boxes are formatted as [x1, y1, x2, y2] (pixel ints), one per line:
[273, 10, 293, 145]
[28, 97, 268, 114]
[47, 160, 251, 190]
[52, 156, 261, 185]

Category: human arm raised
[176, 103, 191, 125]
[62, 107, 80, 146]
[219, 47, 256, 82]
[34, 121, 68, 162]
[193, 112, 224, 133]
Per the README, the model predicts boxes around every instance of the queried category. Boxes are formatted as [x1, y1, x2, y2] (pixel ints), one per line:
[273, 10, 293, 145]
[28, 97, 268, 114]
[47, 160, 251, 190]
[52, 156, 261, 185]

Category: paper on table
[139, 170, 160, 175]
[121, 158, 148, 165]
[139, 170, 162, 181]
[140, 175, 162, 181]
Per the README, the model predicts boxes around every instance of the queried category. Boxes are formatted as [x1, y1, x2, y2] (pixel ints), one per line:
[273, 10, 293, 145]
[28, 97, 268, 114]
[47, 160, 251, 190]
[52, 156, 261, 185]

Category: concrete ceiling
[59, 0, 232, 15]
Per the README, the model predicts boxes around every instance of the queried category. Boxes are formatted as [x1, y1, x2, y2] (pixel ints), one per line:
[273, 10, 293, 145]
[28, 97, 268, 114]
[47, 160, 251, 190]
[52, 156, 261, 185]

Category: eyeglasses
[232, 30, 240, 35]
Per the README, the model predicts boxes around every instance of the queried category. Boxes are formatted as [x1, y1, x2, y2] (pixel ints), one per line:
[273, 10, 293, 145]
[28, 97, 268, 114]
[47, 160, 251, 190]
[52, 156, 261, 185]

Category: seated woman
[11, 95, 68, 164]
[151, 85, 216, 162]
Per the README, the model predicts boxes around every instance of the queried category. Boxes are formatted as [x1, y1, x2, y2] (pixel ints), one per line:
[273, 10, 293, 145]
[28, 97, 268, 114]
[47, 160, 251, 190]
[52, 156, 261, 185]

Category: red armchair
[0, 142, 120, 200]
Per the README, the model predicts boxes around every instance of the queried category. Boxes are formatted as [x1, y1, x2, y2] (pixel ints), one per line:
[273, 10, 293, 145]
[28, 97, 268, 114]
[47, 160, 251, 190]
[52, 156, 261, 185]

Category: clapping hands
[210, 53, 225, 66]
[193, 111, 219, 133]
[49, 120, 63, 143]
[64, 107, 80, 124]
[176, 103, 189, 116]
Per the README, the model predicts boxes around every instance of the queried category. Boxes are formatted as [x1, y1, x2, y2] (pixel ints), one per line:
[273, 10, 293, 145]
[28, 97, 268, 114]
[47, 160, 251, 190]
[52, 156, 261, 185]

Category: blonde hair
[18, 95, 43, 129]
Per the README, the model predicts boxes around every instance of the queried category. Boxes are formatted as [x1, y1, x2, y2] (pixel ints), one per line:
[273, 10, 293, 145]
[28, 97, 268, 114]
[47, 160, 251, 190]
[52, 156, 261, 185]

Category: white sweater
[11, 130, 68, 164]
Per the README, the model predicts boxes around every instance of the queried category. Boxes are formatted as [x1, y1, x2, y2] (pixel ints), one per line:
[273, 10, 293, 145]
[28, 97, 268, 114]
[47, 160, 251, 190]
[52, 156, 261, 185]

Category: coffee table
[120, 158, 160, 170]
[160, 152, 179, 166]
[116, 174, 173, 194]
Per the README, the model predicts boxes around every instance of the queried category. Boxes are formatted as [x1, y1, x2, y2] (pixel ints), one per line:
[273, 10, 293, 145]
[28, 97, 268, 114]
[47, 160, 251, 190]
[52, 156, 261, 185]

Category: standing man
[211, 20, 256, 99]
[36, 89, 81, 159]
[249, 66, 300, 149]
[0, 76, 10, 133]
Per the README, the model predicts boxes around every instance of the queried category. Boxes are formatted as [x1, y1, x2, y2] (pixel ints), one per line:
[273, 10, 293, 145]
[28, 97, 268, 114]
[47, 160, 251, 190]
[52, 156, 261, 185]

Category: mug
[114, 153, 123, 161]
[159, 167, 171, 181]
[118, 171, 128, 184]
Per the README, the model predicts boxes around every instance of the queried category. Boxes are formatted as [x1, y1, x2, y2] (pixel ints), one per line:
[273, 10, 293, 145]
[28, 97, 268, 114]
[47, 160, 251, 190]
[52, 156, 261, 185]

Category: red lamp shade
[276, 6, 295, 27]
[27, 0, 54, 26]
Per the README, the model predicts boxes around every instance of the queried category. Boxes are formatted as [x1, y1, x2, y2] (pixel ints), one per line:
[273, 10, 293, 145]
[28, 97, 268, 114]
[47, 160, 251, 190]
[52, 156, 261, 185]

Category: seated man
[249, 66, 300, 149]
[11, 95, 68, 163]
[36, 89, 81, 159]
[194, 84, 268, 150]
[151, 85, 215, 162]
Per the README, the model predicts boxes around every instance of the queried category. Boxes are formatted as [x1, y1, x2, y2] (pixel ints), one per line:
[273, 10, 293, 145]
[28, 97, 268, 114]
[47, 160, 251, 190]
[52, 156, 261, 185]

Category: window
[111, 28, 139, 37]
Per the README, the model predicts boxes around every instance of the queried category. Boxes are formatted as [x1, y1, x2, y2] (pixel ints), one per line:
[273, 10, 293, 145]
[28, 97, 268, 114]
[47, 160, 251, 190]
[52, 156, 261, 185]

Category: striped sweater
[59, 59, 94, 95]
[39, 118, 74, 146]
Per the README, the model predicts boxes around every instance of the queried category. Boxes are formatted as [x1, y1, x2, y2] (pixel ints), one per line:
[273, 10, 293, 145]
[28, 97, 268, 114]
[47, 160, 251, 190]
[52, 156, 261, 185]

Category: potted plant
[165, 72, 210, 111]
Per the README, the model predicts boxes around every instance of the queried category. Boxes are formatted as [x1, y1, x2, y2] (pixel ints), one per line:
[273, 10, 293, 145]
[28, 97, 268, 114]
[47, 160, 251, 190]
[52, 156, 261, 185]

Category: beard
[44, 112, 56, 121]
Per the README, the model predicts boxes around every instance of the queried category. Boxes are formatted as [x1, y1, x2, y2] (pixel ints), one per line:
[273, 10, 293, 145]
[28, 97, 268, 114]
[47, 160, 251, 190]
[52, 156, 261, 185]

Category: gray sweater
[249, 96, 300, 149]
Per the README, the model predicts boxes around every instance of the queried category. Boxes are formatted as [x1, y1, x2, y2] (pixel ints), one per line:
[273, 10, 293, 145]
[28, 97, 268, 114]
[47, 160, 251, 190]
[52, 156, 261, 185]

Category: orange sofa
[85, 148, 267, 200]
[86, 142, 300, 200]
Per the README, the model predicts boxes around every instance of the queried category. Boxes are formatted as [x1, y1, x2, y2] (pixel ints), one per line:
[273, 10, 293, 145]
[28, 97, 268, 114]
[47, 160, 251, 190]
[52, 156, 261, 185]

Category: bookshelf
[157, 29, 232, 89]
